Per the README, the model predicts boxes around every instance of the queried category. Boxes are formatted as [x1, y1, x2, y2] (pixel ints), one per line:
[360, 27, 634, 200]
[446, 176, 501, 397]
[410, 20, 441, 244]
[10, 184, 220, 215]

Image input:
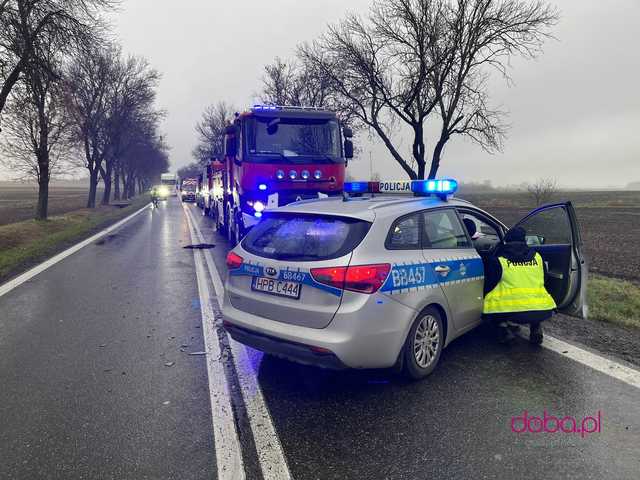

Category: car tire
[402, 307, 444, 380]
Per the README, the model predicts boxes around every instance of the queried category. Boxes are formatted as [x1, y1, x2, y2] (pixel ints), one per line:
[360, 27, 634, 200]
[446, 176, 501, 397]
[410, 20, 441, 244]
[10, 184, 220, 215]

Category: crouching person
[483, 227, 556, 344]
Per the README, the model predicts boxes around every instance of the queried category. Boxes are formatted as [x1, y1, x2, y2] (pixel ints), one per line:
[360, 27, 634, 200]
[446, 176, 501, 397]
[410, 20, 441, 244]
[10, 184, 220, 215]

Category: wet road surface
[1, 197, 639, 479]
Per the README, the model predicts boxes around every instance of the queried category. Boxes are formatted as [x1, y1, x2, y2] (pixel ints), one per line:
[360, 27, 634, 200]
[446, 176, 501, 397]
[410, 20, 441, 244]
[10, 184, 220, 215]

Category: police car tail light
[226, 251, 243, 270]
[311, 263, 390, 294]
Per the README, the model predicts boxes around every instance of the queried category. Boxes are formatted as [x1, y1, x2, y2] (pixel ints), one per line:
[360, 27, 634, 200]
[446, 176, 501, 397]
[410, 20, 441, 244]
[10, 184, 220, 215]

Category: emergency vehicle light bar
[251, 104, 328, 112]
[343, 179, 458, 198]
[411, 178, 458, 195]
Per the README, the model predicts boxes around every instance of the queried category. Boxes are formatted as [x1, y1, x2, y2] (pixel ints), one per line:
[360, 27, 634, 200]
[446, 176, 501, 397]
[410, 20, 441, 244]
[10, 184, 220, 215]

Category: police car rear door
[421, 208, 485, 331]
[512, 202, 587, 318]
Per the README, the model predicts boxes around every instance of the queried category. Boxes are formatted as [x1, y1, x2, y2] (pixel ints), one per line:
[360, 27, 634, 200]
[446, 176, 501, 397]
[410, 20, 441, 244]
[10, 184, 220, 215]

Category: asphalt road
[1, 197, 639, 480]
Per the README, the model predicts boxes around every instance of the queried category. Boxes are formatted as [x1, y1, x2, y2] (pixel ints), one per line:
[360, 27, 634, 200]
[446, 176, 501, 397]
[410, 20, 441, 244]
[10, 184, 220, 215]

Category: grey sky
[110, 0, 640, 188]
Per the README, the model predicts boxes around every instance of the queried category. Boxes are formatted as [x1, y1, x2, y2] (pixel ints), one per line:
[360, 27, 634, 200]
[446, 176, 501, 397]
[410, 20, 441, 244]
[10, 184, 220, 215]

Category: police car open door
[511, 202, 588, 318]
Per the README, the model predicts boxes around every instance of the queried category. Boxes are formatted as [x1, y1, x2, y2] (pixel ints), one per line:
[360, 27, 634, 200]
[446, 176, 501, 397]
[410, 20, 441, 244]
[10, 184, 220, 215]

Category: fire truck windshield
[246, 117, 341, 163]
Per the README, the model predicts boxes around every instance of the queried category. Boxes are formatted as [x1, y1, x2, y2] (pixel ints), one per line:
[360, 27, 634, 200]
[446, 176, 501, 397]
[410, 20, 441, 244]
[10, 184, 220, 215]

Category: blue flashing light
[258, 183, 267, 191]
[344, 181, 369, 193]
[411, 178, 458, 196]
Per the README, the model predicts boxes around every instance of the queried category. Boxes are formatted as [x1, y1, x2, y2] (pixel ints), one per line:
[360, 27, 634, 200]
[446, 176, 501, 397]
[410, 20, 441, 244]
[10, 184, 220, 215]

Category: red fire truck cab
[208, 105, 353, 245]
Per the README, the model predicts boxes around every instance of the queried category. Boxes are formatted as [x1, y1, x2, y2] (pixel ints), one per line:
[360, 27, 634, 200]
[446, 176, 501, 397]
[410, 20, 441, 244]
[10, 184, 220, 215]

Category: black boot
[529, 323, 543, 345]
[497, 323, 515, 344]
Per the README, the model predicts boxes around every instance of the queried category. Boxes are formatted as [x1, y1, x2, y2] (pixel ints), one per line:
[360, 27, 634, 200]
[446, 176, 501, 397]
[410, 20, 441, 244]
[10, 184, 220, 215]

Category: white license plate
[251, 277, 302, 299]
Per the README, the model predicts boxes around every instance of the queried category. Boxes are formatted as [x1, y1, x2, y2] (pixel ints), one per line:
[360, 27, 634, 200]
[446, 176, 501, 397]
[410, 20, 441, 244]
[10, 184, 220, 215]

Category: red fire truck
[206, 105, 352, 245]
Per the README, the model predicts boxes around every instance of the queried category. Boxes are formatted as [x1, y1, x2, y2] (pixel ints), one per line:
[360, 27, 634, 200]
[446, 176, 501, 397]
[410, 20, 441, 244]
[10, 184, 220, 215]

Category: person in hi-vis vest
[483, 227, 556, 344]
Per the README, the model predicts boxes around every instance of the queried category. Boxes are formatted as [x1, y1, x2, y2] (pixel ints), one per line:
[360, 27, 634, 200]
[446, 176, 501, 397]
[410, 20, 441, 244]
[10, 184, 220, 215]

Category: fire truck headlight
[276, 170, 285, 180]
[289, 170, 297, 180]
[253, 201, 265, 213]
[314, 170, 322, 180]
[301, 170, 310, 180]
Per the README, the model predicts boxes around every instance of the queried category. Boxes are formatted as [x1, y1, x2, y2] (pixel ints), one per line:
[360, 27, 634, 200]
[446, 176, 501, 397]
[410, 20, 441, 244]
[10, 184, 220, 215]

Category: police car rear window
[242, 213, 371, 261]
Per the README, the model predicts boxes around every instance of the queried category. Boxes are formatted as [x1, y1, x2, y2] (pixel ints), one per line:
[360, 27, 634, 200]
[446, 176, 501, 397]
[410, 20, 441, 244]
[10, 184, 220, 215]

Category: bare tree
[0, 31, 74, 219]
[192, 101, 234, 165]
[100, 54, 161, 204]
[527, 177, 558, 206]
[0, 0, 116, 127]
[261, 56, 334, 108]
[64, 46, 113, 207]
[177, 161, 201, 180]
[299, 0, 558, 179]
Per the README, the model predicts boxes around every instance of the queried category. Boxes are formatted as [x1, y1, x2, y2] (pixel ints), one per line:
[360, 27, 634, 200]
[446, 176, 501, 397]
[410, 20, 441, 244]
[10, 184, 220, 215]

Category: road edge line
[518, 328, 640, 390]
[184, 205, 292, 480]
[0, 203, 151, 298]
[184, 205, 246, 480]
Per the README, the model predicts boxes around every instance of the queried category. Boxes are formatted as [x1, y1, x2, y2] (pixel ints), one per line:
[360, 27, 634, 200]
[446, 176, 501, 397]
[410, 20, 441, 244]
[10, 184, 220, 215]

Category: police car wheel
[403, 307, 444, 380]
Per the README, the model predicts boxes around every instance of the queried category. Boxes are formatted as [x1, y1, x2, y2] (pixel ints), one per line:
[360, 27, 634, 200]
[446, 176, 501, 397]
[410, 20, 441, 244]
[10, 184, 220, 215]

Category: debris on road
[164, 361, 175, 367]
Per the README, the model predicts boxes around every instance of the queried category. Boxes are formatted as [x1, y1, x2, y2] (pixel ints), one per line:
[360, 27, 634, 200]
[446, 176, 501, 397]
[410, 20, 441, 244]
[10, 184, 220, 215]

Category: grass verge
[0, 195, 149, 284]
[588, 274, 640, 329]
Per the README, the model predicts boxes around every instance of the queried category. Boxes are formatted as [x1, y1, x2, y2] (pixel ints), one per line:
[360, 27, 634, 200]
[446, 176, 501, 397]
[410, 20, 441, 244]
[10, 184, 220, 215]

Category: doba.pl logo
[511, 410, 602, 438]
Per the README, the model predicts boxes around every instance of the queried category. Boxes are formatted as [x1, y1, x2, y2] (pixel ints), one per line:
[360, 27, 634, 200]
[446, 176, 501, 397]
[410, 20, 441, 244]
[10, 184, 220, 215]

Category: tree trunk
[87, 168, 99, 208]
[36, 160, 49, 220]
[428, 137, 448, 180]
[121, 171, 127, 198]
[114, 166, 121, 200]
[101, 163, 112, 205]
[412, 124, 426, 179]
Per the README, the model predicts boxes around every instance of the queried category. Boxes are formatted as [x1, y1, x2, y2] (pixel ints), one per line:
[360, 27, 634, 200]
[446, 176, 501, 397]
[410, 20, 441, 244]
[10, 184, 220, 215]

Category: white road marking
[184, 207, 246, 480]
[521, 328, 640, 390]
[0, 203, 151, 298]
[184, 205, 292, 480]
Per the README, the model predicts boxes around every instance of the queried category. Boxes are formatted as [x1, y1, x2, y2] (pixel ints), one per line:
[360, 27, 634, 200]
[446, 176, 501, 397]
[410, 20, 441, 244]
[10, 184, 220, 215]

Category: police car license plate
[251, 277, 302, 299]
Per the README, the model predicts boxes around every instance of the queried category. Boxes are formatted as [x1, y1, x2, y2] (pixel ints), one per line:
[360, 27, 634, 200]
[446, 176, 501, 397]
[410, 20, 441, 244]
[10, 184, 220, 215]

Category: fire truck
[206, 105, 353, 245]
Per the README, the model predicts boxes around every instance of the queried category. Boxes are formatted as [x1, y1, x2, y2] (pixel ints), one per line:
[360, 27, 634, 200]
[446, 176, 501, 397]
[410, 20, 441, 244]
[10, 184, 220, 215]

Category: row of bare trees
[0, 0, 168, 219]
[260, 0, 559, 180]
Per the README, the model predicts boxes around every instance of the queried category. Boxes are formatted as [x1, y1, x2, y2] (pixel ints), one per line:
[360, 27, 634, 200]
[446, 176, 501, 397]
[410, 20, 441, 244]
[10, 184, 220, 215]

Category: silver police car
[222, 180, 587, 379]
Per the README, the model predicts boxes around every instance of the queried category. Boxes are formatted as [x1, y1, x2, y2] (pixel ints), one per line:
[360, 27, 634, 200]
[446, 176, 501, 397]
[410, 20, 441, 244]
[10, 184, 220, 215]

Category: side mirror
[343, 127, 353, 138]
[225, 136, 237, 158]
[344, 139, 354, 159]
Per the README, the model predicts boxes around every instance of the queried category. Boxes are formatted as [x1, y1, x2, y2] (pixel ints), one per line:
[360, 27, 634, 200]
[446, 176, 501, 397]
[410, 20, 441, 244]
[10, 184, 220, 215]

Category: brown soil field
[0, 183, 103, 226]
[461, 190, 640, 282]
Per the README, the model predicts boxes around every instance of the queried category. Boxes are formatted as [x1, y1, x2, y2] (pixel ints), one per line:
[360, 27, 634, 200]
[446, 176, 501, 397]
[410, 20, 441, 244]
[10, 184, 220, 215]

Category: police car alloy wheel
[403, 307, 444, 379]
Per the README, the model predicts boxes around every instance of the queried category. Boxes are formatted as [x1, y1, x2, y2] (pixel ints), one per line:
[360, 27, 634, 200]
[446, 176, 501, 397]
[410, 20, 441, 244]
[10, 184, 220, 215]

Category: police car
[222, 179, 587, 379]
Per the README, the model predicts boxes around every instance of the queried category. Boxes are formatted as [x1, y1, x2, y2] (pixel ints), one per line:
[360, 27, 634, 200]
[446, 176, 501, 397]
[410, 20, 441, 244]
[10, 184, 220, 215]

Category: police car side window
[386, 213, 421, 250]
[422, 209, 471, 249]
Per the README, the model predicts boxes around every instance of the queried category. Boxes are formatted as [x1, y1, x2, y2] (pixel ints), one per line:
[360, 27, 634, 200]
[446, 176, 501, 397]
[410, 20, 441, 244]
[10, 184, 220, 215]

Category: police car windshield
[246, 117, 341, 164]
[242, 213, 371, 261]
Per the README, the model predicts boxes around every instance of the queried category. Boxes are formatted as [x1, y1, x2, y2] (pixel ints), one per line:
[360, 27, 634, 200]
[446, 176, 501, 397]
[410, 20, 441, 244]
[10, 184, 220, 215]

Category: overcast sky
[108, 1, 638, 188]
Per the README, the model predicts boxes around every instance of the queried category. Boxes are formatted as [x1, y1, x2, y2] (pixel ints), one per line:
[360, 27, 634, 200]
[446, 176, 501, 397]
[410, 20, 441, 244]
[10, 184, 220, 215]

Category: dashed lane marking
[184, 204, 292, 480]
[184, 206, 246, 480]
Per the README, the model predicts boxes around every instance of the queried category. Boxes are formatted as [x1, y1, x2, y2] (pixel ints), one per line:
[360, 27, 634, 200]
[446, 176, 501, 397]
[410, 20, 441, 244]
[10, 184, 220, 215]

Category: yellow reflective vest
[483, 252, 556, 314]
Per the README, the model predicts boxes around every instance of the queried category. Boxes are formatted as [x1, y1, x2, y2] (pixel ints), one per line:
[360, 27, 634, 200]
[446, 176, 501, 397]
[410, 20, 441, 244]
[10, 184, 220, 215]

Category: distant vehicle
[208, 105, 353, 245]
[199, 160, 223, 216]
[181, 178, 198, 202]
[160, 173, 179, 196]
[222, 179, 587, 379]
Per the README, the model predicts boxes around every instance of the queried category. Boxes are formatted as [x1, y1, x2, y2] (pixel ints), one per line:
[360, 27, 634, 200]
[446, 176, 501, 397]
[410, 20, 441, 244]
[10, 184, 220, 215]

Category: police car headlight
[253, 201, 265, 213]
